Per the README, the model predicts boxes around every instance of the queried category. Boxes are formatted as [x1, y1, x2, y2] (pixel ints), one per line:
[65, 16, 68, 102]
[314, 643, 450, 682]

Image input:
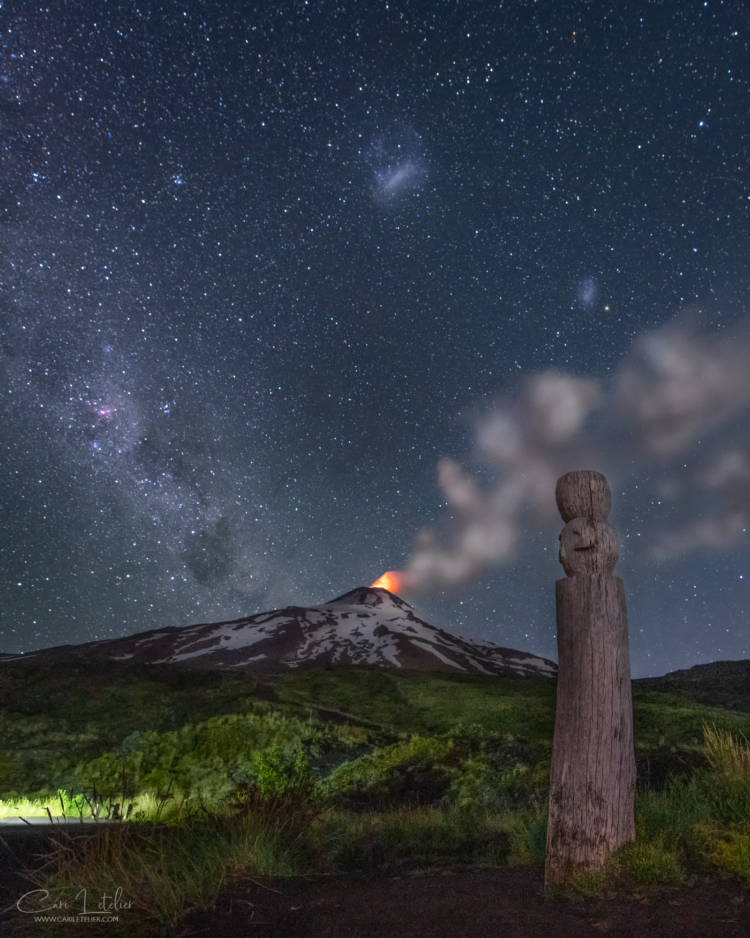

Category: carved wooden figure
[544, 470, 636, 886]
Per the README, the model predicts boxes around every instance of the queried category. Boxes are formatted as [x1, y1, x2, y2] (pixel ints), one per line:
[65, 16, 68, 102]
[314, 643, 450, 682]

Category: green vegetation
[549, 722, 750, 897]
[271, 667, 559, 737]
[3, 660, 750, 932]
[0, 662, 262, 797]
[29, 810, 307, 934]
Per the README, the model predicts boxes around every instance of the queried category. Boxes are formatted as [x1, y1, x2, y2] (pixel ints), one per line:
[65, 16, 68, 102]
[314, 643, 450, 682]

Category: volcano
[0, 588, 557, 678]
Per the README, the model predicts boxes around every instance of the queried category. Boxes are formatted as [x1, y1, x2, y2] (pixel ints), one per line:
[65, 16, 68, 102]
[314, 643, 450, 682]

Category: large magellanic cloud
[397, 314, 750, 592]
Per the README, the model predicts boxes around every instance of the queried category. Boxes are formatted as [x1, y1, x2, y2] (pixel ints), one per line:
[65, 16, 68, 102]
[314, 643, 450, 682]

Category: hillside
[634, 658, 750, 712]
[0, 587, 557, 679]
[2, 654, 750, 806]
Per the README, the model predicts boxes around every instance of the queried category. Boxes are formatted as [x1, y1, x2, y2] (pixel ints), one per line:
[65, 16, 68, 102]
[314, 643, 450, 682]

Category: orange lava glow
[370, 570, 403, 593]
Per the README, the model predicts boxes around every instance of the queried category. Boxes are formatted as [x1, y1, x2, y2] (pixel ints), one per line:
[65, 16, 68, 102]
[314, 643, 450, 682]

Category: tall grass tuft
[688, 724, 750, 882]
[609, 833, 688, 886]
[29, 807, 310, 929]
[703, 723, 750, 779]
[548, 724, 750, 895]
[600, 724, 750, 890]
[500, 806, 548, 865]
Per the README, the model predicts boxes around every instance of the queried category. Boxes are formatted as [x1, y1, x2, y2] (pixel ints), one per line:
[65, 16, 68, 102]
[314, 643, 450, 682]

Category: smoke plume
[400, 314, 750, 591]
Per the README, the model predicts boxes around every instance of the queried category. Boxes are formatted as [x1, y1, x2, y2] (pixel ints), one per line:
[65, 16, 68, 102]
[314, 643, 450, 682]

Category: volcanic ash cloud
[396, 313, 750, 592]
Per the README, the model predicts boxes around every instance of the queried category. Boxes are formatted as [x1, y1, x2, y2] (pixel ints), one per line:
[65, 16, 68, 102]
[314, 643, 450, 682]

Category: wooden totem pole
[545, 469, 636, 886]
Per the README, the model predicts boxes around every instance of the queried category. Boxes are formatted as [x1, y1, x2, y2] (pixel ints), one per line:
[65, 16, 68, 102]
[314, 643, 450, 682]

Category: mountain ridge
[0, 587, 557, 679]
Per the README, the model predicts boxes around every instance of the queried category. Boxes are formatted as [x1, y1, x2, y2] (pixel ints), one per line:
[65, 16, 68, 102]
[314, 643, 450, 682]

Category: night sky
[2, 0, 750, 678]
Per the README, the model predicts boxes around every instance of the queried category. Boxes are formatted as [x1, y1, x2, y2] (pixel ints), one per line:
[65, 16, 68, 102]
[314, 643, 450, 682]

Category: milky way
[1, 1, 749, 677]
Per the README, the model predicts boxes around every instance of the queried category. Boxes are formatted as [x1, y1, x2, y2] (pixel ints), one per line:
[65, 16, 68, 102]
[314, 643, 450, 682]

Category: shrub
[321, 735, 455, 807]
[701, 829, 750, 880]
[254, 744, 312, 799]
[612, 835, 687, 885]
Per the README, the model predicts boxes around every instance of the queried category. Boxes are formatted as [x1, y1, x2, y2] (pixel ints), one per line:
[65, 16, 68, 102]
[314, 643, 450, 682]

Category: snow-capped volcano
[0, 588, 557, 679]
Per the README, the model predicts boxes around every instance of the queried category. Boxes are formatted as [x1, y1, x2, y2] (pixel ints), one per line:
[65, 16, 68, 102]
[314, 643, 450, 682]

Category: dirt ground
[3, 830, 749, 937]
[177, 868, 750, 938]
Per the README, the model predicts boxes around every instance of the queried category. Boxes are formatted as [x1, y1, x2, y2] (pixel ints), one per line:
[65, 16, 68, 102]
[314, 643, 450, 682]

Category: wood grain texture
[545, 574, 636, 885]
[559, 517, 620, 576]
[555, 470, 611, 523]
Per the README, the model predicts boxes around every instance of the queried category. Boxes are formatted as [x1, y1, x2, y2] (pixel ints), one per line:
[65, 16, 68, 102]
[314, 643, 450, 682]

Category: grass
[4, 661, 750, 802]
[28, 810, 308, 931]
[1, 794, 65, 819]
[269, 667, 559, 738]
[314, 804, 546, 872]
[0, 790, 189, 822]
[703, 722, 750, 776]
[0, 662, 263, 796]
[19, 724, 750, 924]
[5, 661, 750, 933]
[30, 720, 748, 932]
[21, 801, 549, 930]
[560, 723, 750, 895]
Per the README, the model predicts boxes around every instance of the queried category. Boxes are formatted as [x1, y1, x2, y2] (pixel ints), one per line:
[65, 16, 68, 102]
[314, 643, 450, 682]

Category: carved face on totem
[558, 516, 620, 577]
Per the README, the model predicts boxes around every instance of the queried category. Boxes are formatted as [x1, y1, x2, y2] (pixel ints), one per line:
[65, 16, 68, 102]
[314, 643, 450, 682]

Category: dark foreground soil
[176, 868, 750, 938]
[2, 830, 749, 938]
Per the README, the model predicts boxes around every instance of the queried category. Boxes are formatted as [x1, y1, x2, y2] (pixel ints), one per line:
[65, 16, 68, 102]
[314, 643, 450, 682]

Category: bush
[60, 710, 365, 817]
[321, 735, 456, 808]
[613, 835, 687, 885]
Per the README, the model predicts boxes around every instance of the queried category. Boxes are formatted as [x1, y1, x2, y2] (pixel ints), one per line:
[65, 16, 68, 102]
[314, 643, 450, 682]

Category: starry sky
[2, 0, 750, 678]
